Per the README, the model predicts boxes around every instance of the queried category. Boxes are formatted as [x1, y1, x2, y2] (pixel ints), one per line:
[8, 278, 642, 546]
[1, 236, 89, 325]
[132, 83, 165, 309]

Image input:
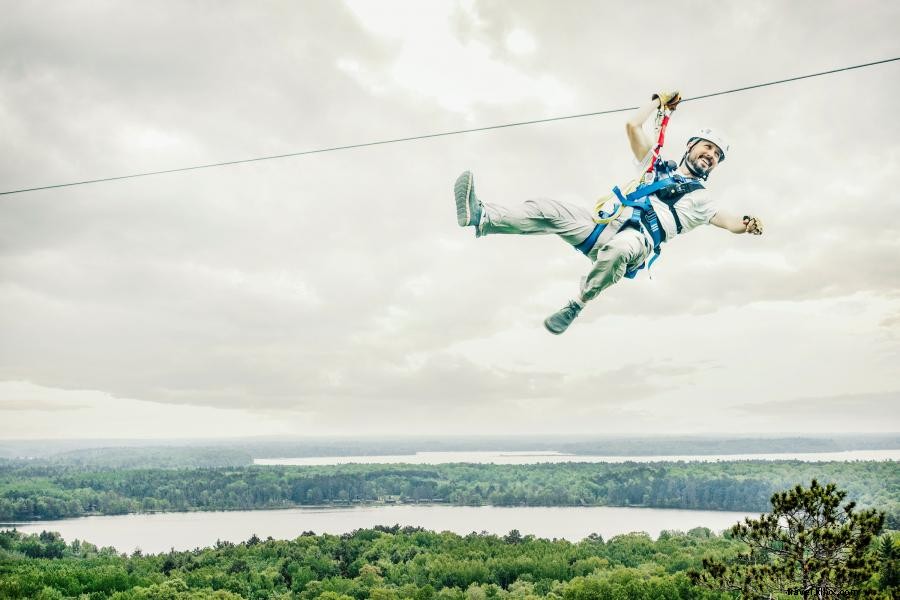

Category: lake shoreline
[0, 498, 769, 526]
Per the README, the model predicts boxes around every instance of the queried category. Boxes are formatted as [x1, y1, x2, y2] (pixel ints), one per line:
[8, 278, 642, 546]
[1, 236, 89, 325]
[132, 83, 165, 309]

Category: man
[452, 90, 763, 335]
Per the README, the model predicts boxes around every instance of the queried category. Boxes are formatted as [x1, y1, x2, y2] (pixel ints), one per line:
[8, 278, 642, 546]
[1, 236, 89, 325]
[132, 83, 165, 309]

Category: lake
[254, 449, 900, 466]
[3, 505, 756, 555]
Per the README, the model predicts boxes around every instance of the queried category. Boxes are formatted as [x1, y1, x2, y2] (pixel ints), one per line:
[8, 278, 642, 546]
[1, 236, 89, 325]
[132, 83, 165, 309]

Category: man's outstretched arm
[711, 211, 764, 235]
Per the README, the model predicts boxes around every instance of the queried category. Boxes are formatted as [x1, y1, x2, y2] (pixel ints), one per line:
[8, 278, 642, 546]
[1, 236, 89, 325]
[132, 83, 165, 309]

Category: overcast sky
[1, 0, 898, 440]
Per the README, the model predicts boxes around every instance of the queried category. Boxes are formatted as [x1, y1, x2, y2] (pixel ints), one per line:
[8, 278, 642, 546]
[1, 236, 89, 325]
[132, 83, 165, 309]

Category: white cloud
[505, 29, 536, 55]
[341, 0, 574, 114]
[0, 1, 897, 439]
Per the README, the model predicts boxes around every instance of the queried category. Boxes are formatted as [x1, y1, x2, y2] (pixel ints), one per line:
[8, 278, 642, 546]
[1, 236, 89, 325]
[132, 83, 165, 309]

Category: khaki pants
[479, 198, 651, 301]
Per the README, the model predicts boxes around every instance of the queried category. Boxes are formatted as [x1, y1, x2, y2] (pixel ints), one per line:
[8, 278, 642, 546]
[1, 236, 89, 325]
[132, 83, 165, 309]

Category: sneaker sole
[543, 318, 565, 335]
[454, 171, 473, 227]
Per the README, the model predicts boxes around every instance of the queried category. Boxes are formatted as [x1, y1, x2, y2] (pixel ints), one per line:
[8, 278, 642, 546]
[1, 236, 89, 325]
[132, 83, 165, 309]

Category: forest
[2, 524, 897, 599]
[2, 460, 897, 528]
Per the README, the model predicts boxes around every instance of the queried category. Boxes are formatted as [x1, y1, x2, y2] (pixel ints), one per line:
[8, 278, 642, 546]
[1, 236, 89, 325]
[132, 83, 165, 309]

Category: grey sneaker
[544, 300, 583, 335]
[454, 170, 482, 227]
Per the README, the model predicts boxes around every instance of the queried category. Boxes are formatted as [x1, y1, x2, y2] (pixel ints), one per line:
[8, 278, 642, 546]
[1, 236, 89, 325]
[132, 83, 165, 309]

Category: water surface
[254, 449, 900, 466]
[4, 505, 756, 555]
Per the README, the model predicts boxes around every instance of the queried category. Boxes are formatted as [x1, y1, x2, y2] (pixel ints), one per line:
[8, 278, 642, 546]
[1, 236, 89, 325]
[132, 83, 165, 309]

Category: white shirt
[649, 186, 718, 242]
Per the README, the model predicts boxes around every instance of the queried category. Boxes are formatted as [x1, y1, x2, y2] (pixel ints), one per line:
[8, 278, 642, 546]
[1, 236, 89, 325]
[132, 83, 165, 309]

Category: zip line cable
[2, 56, 898, 197]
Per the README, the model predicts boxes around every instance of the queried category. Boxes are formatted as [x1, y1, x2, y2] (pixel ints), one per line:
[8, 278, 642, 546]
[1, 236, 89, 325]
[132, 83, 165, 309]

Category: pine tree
[691, 479, 884, 599]
[876, 534, 899, 594]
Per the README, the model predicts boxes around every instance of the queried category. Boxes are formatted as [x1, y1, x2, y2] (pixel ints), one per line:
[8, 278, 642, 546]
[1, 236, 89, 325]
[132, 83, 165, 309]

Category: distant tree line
[1, 461, 896, 527]
[2, 446, 253, 470]
[234, 434, 900, 460]
[3, 434, 897, 464]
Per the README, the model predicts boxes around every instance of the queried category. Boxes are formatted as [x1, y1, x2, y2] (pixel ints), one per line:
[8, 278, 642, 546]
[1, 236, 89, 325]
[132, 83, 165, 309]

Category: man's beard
[685, 154, 712, 179]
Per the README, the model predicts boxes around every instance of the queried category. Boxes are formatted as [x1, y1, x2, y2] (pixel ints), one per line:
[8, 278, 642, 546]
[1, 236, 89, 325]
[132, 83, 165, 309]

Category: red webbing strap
[644, 112, 670, 177]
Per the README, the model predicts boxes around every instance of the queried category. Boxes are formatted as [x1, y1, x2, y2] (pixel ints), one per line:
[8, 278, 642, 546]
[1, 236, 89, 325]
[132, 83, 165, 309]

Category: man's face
[685, 140, 722, 178]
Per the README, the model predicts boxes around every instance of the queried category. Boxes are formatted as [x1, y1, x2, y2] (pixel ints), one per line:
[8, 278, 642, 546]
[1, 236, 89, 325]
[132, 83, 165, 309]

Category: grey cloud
[0, 1, 897, 434]
[0, 398, 88, 412]
[0, 3, 410, 192]
[881, 311, 900, 329]
[734, 391, 900, 420]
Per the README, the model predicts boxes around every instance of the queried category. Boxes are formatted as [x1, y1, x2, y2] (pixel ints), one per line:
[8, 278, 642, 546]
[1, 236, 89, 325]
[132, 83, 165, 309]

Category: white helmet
[687, 128, 730, 162]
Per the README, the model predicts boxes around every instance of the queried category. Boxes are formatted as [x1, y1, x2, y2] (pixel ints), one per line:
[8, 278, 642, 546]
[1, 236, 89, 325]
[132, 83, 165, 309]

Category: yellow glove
[652, 90, 681, 110]
[743, 215, 764, 235]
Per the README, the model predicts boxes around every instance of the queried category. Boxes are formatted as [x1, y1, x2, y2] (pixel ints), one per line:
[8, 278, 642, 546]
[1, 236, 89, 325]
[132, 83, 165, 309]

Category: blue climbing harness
[575, 161, 704, 278]
[617, 165, 704, 277]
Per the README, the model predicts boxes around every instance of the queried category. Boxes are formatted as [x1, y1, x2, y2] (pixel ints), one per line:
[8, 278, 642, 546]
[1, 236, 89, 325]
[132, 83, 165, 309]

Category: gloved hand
[743, 216, 764, 235]
[652, 90, 682, 110]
